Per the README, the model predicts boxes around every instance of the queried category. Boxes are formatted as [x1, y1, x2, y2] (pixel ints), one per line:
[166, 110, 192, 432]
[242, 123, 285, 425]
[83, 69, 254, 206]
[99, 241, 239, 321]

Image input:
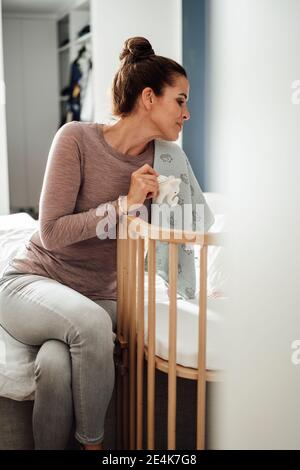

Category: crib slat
[117, 238, 127, 338]
[118, 217, 128, 336]
[117, 228, 128, 449]
[168, 243, 178, 450]
[197, 244, 208, 450]
[116, 231, 122, 339]
[123, 232, 130, 450]
[129, 236, 137, 450]
[147, 238, 156, 450]
[122, 239, 130, 341]
[116, 228, 125, 449]
[136, 237, 145, 450]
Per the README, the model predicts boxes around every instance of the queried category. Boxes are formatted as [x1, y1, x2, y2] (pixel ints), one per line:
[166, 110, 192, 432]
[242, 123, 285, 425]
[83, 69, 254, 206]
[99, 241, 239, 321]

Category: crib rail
[116, 214, 225, 451]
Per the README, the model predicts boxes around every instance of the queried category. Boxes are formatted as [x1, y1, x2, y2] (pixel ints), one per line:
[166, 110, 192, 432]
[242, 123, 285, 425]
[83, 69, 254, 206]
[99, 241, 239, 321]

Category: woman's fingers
[137, 163, 159, 176]
[127, 164, 159, 206]
[138, 176, 159, 192]
[139, 174, 159, 180]
[139, 177, 158, 186]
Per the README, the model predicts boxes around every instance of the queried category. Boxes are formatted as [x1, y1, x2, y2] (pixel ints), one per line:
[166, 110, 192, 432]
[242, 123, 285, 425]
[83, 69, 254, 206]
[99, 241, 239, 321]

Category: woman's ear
[141, 87, 154, 110]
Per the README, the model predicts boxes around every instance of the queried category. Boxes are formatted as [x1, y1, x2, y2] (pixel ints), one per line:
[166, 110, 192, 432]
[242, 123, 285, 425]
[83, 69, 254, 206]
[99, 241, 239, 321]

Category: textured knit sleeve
[38, 122, 119, 251]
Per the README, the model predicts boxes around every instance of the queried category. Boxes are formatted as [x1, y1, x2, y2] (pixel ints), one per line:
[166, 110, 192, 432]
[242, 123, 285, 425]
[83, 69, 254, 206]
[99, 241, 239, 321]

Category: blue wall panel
[182, 0, 206, 189]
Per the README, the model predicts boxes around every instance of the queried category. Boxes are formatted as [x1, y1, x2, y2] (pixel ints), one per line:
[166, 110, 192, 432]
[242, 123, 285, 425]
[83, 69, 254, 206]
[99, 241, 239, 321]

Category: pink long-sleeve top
[9, 121, 154, 300]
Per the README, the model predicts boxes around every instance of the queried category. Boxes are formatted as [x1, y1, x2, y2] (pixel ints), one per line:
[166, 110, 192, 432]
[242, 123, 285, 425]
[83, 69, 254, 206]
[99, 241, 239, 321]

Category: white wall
[0, 0, 10, 215]
[205, 0, 300, 449]
[3, 14, 59, 213]
[90, 0, 182, 123]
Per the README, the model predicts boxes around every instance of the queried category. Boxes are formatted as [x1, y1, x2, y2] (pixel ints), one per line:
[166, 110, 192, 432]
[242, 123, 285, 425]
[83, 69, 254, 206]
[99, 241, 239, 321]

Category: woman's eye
[177, 100, 184, 106]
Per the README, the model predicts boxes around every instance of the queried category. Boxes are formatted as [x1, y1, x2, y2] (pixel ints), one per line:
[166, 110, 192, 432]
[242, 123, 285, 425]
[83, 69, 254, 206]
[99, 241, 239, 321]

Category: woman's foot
[81, 442, 104, 450]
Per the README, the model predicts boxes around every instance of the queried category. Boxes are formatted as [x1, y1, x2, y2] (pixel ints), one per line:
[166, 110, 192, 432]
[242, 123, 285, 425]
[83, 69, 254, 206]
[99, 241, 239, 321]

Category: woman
[0, 37, 190, 450]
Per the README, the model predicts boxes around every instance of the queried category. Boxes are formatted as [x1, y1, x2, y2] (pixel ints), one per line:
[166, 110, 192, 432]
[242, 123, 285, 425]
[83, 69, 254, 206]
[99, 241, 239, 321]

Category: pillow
[0, 325, 37, 401]
[0, 213, 38, 277]
[0, 213, 37, 231]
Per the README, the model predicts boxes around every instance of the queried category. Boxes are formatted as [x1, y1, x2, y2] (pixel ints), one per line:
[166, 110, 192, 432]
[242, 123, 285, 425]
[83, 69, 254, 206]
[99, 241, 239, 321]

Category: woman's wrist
[117, 195, 131, 216]
[117, 195, 140, 217]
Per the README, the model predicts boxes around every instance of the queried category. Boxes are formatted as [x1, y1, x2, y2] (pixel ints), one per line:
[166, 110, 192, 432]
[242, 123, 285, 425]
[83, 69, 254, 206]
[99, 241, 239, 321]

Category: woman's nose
[183, 109, 190, 121]
[182, 104, 190, 121]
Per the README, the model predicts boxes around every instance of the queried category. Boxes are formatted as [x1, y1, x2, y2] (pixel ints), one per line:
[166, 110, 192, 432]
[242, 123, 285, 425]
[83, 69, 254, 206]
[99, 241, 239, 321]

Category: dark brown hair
[111, 37, 187, 118]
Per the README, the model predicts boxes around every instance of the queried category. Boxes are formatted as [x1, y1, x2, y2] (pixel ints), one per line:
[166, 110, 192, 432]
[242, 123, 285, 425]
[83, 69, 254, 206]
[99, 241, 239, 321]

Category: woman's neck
[103, 117, 155, 156]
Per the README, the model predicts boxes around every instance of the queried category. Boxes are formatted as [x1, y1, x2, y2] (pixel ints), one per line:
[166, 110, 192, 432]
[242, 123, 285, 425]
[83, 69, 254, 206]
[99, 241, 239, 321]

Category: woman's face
[148, 74, 190, 141]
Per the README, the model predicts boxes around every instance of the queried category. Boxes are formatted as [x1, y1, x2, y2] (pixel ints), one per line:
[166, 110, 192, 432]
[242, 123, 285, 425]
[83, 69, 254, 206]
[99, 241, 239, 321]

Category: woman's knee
[72, 305, 115, 348]
[95, 300, 117, 332]
[34, 339, 71, 385]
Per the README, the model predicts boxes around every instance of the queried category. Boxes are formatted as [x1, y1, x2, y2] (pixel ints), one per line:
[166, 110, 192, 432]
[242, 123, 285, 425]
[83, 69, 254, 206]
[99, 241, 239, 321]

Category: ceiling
[2, 0, 75, 14]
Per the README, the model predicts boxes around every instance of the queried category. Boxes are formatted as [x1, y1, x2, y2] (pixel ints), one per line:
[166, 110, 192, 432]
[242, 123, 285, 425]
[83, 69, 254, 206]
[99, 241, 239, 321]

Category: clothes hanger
[78, 45, 86, 58]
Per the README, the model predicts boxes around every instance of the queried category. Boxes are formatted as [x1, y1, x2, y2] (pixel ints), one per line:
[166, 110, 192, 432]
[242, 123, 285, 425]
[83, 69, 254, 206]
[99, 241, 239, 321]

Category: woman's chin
[163, 130, 180, 141]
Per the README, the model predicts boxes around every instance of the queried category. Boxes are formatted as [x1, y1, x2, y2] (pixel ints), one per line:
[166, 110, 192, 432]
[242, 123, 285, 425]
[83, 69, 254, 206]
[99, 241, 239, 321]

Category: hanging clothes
[80, 67, 93, 122]
[78, 51, 92, 120]
[64, 45, 92, 123]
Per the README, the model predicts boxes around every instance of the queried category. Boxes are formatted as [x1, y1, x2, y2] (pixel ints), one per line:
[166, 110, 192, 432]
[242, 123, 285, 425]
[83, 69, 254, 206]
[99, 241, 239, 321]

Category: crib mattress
[143, 273, 226, 371]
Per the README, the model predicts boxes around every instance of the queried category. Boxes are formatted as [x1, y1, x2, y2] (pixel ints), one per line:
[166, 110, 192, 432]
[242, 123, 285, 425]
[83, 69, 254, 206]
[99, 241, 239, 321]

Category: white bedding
[0, 212, 38, 277]
[0, 329, 37, 401]
[0, 194, 227, 401]
[0, 213, 38, 400]
[144, 273, 226, 371]
[142, 209, 227, 370]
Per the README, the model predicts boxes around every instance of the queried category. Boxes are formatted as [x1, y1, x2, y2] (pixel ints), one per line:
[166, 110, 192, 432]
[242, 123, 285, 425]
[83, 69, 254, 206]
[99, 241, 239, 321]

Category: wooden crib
[115, 213, 224, 450]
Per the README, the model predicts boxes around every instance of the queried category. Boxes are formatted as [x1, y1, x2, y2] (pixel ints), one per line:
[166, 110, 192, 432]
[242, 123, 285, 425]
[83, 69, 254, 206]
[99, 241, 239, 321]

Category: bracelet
[118, 195, 129, 216]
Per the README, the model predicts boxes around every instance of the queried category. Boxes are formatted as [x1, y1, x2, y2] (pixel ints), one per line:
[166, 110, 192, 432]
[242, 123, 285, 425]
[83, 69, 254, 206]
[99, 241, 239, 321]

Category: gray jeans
[0, 267, 117, 449]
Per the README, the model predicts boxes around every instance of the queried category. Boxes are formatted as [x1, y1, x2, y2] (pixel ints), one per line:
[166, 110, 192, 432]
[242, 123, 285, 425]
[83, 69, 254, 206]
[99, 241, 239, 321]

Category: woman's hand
[127, 164, 160, 207]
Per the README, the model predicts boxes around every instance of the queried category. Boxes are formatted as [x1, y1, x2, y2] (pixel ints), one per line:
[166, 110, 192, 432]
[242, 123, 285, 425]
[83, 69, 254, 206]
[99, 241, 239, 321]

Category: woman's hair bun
[120, 37, 155, 64]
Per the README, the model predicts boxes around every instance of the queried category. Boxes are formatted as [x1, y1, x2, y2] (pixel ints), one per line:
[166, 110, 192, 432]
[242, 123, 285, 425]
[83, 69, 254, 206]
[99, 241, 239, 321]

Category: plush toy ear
[157, 174, 168, 184]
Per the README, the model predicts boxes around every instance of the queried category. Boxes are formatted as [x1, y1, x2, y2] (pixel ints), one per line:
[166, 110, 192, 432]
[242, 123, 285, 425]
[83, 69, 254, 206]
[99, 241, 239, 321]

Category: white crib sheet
[143, 273, 226, 371]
